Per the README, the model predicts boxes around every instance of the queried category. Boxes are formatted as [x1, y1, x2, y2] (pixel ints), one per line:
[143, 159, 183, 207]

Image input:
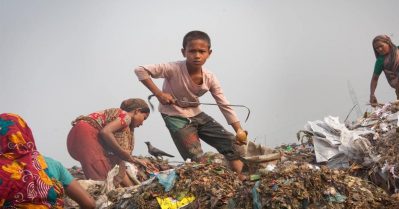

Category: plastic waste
[155, 169, 177, 192]
[156, 194, 195, 209]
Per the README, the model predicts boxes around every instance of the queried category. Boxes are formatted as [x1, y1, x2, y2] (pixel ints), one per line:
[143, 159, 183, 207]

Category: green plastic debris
[250, 174, 261, 181]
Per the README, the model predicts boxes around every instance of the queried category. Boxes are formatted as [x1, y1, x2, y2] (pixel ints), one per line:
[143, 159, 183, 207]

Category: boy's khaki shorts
[162, 112, 243, 161]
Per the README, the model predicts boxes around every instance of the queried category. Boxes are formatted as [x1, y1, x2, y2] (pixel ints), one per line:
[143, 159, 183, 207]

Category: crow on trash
[144, 141, 174, 160]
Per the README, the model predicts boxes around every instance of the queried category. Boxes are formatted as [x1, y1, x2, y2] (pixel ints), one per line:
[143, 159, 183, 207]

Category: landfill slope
[66, 101, 399, 209]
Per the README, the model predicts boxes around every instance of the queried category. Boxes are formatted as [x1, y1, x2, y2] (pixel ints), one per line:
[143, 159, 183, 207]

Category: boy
[134, 30, 248, 179]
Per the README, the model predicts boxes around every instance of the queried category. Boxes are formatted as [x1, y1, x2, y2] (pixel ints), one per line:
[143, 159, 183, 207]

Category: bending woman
[369, 35, 399, 106]
[67, 98, 150, 186]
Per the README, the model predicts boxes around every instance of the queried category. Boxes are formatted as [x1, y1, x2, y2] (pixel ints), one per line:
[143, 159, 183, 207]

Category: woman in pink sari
[67, 98, 151, 186]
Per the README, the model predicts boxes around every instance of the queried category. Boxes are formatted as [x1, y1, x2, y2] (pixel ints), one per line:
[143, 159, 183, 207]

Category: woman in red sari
[0, 113, 65, 208]
[67, 98, 151, 186]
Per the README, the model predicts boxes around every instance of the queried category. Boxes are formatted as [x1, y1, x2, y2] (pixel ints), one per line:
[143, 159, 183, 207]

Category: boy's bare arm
[231, 121, 248, 137]
[140, 78, 176, 105]
[230, 121, 243, 132]
[140, 78, 162, 96]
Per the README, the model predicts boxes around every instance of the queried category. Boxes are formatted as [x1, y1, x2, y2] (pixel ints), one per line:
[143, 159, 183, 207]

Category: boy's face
[181, 39, 212, 69]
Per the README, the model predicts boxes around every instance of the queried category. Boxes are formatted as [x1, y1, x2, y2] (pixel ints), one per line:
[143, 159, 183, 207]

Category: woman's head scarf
[0, 113, 64, 208]
[120, 98, 150, 113]
[373, 35, 398, 72]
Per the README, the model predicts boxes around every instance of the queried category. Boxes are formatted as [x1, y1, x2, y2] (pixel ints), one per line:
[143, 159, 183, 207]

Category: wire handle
[147, 94, 251, 122]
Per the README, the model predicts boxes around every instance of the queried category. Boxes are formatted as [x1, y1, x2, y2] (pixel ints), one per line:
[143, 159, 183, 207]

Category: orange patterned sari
[0, 113, 64, 208]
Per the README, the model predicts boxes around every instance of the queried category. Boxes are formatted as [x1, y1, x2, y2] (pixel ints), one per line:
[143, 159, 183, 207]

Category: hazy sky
[1, 0, 399, 167]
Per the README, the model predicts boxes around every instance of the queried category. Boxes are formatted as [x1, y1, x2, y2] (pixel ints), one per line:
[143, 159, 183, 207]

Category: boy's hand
[156, 92, 176, 105]
[235, 129, 248, 145]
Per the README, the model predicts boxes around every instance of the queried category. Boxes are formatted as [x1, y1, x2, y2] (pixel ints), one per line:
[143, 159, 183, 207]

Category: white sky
[1, 0, 399, 167]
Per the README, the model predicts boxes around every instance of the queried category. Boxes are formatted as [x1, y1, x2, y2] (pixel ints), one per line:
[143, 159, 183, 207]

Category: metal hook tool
[147, 94, 251, 122]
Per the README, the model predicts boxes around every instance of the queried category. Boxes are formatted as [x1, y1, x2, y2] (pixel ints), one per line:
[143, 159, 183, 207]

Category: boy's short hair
[182, 30, 211, 49]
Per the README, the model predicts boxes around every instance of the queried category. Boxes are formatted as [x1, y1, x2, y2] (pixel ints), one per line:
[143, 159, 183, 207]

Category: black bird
[145, 141, 174, 160]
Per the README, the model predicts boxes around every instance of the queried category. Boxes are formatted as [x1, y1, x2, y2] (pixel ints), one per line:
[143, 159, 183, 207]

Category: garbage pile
[108, 162, 243, 209]
[64, 101, 399, 208]
[255, 161, 397, 209]
[66, 156, 399, 209]
[300, 101, 399, 196]
[68, 165, 85, 180]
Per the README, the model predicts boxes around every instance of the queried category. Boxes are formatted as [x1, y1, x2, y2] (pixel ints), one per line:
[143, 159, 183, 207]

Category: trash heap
[300, 101, 399, 196]
[107, 162, 243, 209]
[65, 101, 399, 208]
[66, 156, 398, 208]
[255, 161, 397, 209]
[67, 165, 86, 180]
